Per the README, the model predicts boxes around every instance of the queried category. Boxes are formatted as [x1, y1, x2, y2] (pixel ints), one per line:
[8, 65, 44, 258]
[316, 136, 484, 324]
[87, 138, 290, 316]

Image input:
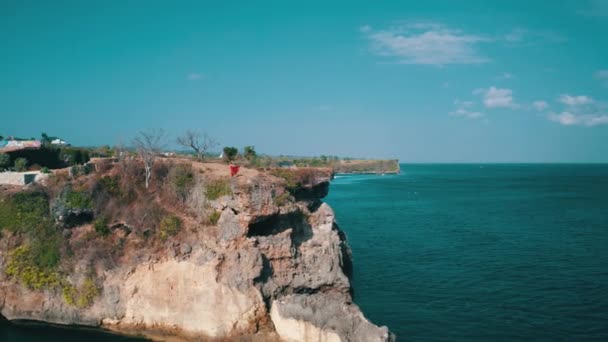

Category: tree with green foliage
[14, 157, 28, 172]
[72, 150, 83, 165]
[0, 153, 10, 170]
[243, 146, 256, 161]
[41, 132, 51, 145]
[222, 146, 238, 162]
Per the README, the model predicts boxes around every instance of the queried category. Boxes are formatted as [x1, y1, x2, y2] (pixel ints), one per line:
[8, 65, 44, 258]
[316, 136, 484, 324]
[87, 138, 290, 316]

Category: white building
[50, 138, 70, 146]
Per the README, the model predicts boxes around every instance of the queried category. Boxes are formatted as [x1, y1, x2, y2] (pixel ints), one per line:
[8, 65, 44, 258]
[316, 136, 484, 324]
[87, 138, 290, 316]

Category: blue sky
[1, 0, 608, 162]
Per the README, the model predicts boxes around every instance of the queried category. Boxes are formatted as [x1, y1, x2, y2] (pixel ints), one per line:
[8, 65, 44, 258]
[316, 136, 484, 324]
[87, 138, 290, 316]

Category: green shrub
[62, 278, 99, 308]
[65, 190, 93, 210]
[270, 168, 318, 194]
[208, 211, 221, 225]
[0, 191, 50, 234]
[273, 192, 292, 206]
[77, 278, 99, 308]
[0, 153, 10, 170]
[62, 284, 78, 306]
[159, 215, 181, 240]
[205, 178, 232, 200]
[99, 176, 121, 197]
[1, 192, 62, 291]
[6, 245, 61, 290]
[14, 157, 28, 172]
[170, 164, 194, 201]
[222, 146, 238, 162]
[70, 164, 92, 177]
[94, 217, 110, 236]
[31, 229, 62, 269]
[243, 146, 256, 161]
[270, 169, 299, 191]
[41, 166, 50, 174]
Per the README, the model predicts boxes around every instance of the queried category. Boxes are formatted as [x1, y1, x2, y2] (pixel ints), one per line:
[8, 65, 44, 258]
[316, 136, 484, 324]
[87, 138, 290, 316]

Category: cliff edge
[0, 159, 394, 341]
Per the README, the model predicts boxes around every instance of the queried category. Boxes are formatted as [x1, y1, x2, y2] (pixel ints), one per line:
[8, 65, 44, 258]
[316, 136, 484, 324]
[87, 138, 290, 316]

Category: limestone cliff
[0, 160, 394, 341]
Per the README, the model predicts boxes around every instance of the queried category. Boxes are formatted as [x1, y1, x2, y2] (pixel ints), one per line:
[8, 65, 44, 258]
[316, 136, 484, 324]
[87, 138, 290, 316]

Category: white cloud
[359, 25, 372, 33]
[548, 112, 608, 126]
[548, 94, 608, 127]
[450, 109, 483, 119]
[474, 86, 516, 108]
[362, 22, 490, 65]
[504, 28, 566, 44]
[501, 72, 513, 79]
[187, 73, 204, 81]
[595, 70, 608, 79]
[559, 94, 593, 106]
[449, 100, 483, 119]
[456, 100, 474, 108]
[533, 100, 549, 111]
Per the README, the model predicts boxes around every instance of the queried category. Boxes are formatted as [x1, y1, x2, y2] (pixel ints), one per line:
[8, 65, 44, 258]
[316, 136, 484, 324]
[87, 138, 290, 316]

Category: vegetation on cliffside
[0, 157, 257, 308]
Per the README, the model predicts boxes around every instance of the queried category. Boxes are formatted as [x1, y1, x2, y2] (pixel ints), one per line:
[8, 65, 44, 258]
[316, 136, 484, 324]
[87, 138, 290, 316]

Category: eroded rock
[0, 163, 394, 341]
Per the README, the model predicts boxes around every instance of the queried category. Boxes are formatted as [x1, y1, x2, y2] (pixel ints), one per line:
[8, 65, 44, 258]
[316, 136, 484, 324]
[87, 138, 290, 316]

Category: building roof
[0, 140, 42, 153]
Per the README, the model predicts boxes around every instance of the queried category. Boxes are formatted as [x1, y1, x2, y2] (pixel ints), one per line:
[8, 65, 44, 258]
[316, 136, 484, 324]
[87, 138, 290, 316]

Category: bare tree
[132, 129, 166, 189]
[176, 130, 218, 161]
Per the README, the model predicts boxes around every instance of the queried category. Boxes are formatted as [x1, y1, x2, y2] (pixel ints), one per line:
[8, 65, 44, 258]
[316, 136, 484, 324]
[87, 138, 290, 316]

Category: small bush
[77, 278, 99, 308]
[205, 178, 232, 200]
[270, 168, 318, 194]
[65, 190, 93, 210]
[207, 211, 221, 225]
[273, 192, 292, 206]
[70, 164, 92, 178]
[62, 284, 78, 306]
[14, 157, 28, 172]
[62, 278, 99, 308]
[41, 166, 50, 174]
[0, 153, 10, 170]
[6, 245, 61, 290]
[159, 215, 181, 240]
[99, 176, 121, 197]
[244, 146, 256, 161]
[169, 164, 194, 201]
[94, 217, 110, 236]
[270, 169, 299, 190]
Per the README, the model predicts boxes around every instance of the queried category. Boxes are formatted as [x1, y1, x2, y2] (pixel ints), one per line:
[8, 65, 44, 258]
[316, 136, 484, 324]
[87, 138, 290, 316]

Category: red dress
[229, 165, 240, 177]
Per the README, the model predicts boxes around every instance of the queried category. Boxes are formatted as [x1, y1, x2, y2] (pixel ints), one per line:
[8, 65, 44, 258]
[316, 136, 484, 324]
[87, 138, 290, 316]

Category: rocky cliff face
[0, 161, 394, 341]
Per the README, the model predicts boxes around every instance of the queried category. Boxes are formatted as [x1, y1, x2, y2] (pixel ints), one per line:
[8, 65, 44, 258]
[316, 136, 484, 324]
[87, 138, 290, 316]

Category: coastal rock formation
[0, 160, 394, 341]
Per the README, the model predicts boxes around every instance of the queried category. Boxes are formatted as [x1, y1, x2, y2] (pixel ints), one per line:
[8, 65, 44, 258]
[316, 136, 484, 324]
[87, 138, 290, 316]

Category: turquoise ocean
[2, 164, 608, 341]
[325, 164, 608, 341]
